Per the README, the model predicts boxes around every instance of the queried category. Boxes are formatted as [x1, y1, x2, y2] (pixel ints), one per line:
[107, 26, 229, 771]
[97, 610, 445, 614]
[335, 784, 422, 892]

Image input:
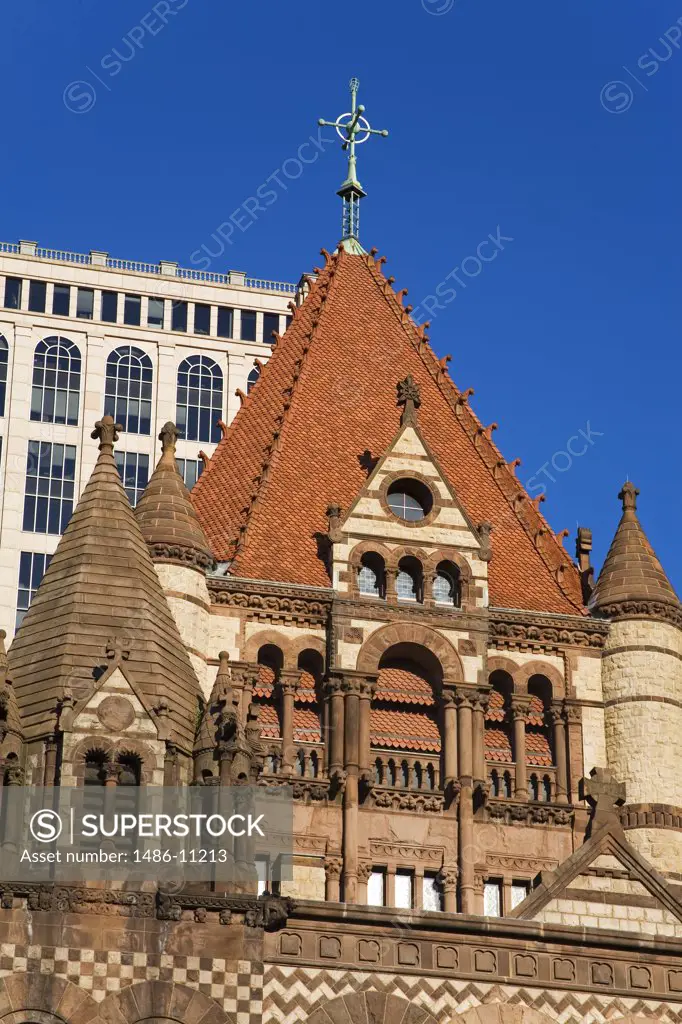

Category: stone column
[456, 688, 475, 914]
[472, 692, 489, 788]
[511, 696, 531, 800]
[279, 670, 298, 774]
[325, 856, 342, 902]
[43, 736, 58, 787]
[327, 676, 345, 778]
[441, 687, 458, 800]
[437, 866, 458, 913]
[358, 676, 377, 780]
[358, 862, 372, 904]
[342, 676, 361, 902]
[563, 701, 583, 802]
[163, 743, 178, 787]
[103, 762, 121, 788]
[551, 702, 569, 803]
[218, 744, 231, 786]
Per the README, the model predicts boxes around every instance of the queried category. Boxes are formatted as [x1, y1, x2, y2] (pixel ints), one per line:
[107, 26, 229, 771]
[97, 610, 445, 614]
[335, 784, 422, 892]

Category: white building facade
[0, 239, 298, 639]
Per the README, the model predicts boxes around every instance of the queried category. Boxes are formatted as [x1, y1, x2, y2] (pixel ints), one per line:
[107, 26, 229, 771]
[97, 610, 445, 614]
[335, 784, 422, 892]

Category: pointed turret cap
[135, 422, 214, 571]
[7, 416, 201, 752]
[590, 482, 680, 622]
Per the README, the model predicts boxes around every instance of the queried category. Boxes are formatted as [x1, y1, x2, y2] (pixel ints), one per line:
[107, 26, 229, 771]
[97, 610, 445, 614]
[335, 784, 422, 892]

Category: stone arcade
[0, 240, 681, 1024]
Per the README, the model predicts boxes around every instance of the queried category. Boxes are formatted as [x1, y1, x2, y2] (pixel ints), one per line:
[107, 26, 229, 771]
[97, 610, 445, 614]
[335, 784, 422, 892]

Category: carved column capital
[436, 865, 458, 890]
[357, 862, 373, 883]
[510, 695, 533, 722]
[325, 856, 343, 880]
[563, 701, 582, 724]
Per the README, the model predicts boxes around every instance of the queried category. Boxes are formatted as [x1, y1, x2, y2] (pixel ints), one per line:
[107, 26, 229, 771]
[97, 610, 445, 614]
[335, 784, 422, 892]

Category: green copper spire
[318, 77, 389, 253]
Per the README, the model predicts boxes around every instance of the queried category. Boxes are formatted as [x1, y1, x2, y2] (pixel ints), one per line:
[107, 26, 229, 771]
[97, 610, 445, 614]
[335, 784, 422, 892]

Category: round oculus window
[386, 479, 433, 522]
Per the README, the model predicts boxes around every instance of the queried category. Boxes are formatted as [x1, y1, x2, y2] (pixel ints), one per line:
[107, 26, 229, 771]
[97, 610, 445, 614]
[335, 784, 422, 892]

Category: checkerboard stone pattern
[0, 943, 263, 1024]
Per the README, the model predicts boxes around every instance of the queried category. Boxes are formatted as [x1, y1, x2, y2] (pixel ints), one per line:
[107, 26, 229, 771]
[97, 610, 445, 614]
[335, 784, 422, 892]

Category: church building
[0, 81, 681, 1024]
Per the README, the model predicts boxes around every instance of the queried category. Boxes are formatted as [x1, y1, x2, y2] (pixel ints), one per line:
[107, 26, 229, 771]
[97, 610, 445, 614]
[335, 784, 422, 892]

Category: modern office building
[0, 239, 299, 637]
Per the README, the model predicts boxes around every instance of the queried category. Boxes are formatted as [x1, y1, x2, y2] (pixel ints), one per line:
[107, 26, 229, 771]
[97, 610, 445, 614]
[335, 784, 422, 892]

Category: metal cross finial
[318, 78, 389, 248]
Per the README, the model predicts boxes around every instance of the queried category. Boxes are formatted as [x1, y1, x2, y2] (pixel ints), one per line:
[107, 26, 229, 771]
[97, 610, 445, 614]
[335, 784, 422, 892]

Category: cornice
[489, 607, 608, 651]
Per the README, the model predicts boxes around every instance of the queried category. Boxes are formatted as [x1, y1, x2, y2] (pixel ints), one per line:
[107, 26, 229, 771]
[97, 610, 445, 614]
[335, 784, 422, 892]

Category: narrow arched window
[295, 750, 306, 777]
[388, 759, 396, 786]
[247, 365, 260, 393]
[104, 346, 153, 434]
[396, 556, 422, 602]
[401, 760, 410, 787]
[426, 763, 435, 790]
[529, 773, 540, 801]
[542, 774, 552, 802]
[309, 750, 319, 778]
[176, 355, 223, 443]
[414, 762, 423, 789]
[31, 336, 81, 425]
[432, 561, 462, 607]
[374, 758, 383, 785]
[358, 552, 385, 597]
[491, 769, 500, 797]
[0, 335, 8, 417]
[503, 771, 512, 797]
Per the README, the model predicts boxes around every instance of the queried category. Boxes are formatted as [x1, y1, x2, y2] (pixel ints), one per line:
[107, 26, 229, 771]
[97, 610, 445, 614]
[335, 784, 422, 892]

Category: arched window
[374, 758, 383, 785]
[176, 355, 223, 443]
[104, 346, 153, 434]
[0, 335, 8, 417]
[387, 759, 397, 786]
[432, 560, 462, 607]
[414, 762, 423, 789]
[295, 750, 306, 777]
[401, 760, 410, 787]
[503, 770, 512, 797]
[491, 769, 500, 797]
[528, 773, 540, 801]
[310, 750, 319, 778]
[247, 365, 260, 393]
[542, 774, 552, 802]
[485, 671, 514, 773]
[31, 336, 81, 425]
[396, 556, 422, 602]
[426, 763, 435, 790]
[253, 643, 284, 740]
[358, 552, 385, 597]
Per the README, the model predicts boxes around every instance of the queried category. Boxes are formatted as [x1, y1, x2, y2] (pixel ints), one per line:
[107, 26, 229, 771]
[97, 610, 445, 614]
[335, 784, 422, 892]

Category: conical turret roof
[191, 246, 584, 615]
[8, 417, 201, 752]
[135, 421, 214, 570]
[590, 481, 680, 620]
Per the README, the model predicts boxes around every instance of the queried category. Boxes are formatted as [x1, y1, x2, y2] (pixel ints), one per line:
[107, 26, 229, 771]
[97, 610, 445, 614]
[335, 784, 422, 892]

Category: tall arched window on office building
[176, 355, 223, 443]
[30, 336, 81, 425]
[104, 346, 153, 434]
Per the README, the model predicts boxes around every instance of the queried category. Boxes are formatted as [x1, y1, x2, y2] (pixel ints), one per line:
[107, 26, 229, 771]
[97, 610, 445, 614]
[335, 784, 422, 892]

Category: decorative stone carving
[358, 939, 380, 962]
[279, 933, 302, 956]
[96, 695, 135, 732]
[553, 958, 575, 982]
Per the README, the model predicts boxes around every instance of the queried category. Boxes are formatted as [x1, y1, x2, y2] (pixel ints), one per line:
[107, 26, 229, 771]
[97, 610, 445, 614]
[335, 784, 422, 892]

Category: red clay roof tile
[191, 248, 584, 615]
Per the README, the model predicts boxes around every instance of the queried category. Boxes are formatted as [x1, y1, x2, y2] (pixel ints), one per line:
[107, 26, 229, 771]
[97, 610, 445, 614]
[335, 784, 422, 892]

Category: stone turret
[591, 482, 682, 873]
[135, 422, 214, 697]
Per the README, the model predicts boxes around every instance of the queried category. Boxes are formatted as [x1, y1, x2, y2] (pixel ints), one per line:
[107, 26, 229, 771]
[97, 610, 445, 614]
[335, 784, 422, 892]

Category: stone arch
[0, 974, 101, 1024]
[308, 992, 437, 1024]
[242, 629, 290, 665]
[449, 1006, 559, 1024]
[356, 622, 463, 681]
[515, 660, 565, 698]
[486, 656, 519, 681]
[68, 735, 159, 784]
[288, 634, 326, 667]
[101, 981, 235, 1024]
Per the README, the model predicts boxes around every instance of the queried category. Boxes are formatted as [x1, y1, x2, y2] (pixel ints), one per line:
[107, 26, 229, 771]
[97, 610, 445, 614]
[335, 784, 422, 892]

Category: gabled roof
[590, 481, 680, 616]
[510, 819, 682, 928]
[191, 247, 584, 615]
[7, 417, 201, 753]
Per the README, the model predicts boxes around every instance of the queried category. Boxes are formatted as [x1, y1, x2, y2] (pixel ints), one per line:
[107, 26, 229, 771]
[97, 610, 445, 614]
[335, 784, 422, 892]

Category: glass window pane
[76, 288, 94, 319]
[4, 277, 22, 309]
[484, 882, 502, 917]
[171, 300, 188, 332]
[194, 303, 210, 335]
[367, 871, 385, 907]
[52, 285, 70, 316]
[28, 280, 46, 313]
[124, 294, 141, 326]
[148, 297, 164, 326]
[263, 312, 279, 342]
[394, 871, 413, 909]
[423, 873, 443, 912]
[240, 310, 257, 341]
[217, 306, 233, 337]
[101, 291, 118, 322]
[511, 883, 529, 909]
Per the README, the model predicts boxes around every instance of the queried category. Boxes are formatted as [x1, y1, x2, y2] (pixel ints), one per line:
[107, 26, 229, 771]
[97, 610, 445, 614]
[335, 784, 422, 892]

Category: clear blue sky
[3, 0, 681, 592]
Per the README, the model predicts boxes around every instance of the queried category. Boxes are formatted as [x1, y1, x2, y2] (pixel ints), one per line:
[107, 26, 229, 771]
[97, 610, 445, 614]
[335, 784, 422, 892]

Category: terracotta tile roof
[370, 707, 441, 752]
[526, 730, 553, 766]
[296, 670, 318, 702]
[255, 701, 280, 738]
[485, 725, 512, 761]
[376, 666, 434, 705]
[590, 482, 680, 612]
[293, 706, 321, 743]
[254, 664, 276, 697]
[191, 248, 584, 615]
[7, 418, 201, 753]
[486, 688, 506, 722]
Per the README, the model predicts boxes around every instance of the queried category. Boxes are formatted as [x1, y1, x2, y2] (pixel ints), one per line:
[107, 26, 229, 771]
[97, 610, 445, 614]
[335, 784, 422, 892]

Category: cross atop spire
[318, 77, 389, 252]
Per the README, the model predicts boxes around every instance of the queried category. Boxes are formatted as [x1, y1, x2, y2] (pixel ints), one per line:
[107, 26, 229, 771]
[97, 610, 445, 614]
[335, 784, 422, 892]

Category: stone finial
[581, 766, 626, 826]
[397, 374, 421, 426]
[576, 526, 594, 603]
[91, 416, 122, 450]
[619, 480, 639, 512]
[159, 421, 179, 459]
